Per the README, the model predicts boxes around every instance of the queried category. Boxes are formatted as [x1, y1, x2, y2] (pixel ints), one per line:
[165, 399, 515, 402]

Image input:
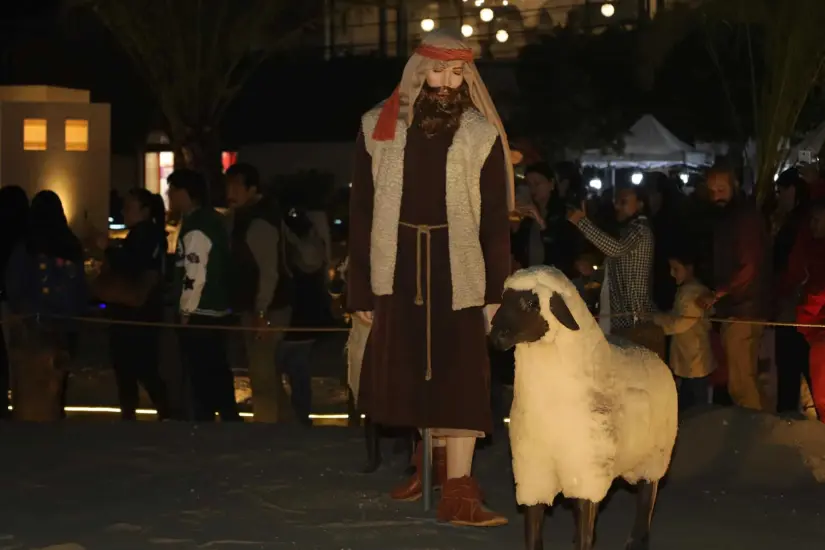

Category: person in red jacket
[785, 196, 825, 421]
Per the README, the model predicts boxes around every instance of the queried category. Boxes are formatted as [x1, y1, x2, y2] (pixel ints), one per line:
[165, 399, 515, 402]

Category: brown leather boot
[389, 443, 447, 501]
[436, 476, 509, 527]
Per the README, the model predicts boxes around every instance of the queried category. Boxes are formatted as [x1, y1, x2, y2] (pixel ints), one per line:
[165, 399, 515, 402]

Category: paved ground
[0, 420, 823, 550]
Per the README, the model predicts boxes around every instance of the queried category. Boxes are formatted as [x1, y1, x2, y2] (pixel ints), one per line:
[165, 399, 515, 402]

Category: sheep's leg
[573, 499, 598, 550]
[625, 480, 658, 550]
[524, 504, 545, 550]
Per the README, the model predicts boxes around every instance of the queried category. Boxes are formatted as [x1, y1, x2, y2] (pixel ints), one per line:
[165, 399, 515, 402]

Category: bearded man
[347, 31, 514, 526]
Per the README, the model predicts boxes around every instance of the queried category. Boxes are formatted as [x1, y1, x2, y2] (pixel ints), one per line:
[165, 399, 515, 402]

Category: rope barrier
[2, 310, 825, 330]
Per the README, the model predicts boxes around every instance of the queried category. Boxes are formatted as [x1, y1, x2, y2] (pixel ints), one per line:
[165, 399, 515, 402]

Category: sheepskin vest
[361, 107, 499, 310]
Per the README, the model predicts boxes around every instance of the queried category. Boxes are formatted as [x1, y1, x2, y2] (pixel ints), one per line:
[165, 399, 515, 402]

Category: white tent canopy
[579, 114, 714, 168]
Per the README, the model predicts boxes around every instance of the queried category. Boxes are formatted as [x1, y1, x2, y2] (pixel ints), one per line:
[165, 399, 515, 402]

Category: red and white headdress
[372, 31, 515, 211]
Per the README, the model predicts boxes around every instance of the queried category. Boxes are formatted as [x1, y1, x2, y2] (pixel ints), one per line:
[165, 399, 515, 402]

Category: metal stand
[421, 427, 433, 511]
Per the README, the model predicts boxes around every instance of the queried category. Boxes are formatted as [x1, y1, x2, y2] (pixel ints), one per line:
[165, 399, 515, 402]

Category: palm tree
[640, 0, 825, 203]
[67, 0, 332, 202]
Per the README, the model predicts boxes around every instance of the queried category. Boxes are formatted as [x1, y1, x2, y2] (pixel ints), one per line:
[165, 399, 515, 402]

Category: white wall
[238, 141, 355, 189]
[0, 101, 111, 235]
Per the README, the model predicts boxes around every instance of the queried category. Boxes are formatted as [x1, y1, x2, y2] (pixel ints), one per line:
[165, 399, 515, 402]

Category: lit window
[23, 119, 47, 151]
[65, 119, 89, 151]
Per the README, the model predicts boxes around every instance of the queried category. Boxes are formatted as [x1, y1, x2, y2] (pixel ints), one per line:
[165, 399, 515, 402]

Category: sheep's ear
[549, 292, 580, 331]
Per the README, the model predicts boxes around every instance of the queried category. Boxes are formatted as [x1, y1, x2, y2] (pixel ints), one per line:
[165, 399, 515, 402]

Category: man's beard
[414, 82, 471, 138]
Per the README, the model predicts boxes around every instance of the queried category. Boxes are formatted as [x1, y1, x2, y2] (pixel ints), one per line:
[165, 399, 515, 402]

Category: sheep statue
[489, 266, 678, 550]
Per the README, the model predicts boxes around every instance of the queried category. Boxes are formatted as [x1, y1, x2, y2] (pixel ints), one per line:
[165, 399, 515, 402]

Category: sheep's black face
[489, 289, 549, 350]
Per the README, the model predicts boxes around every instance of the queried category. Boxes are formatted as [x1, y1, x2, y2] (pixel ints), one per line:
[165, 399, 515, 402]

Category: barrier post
[421, 427, 433, 511]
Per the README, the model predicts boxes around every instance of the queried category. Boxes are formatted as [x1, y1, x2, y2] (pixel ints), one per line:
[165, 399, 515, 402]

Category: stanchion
[421, 427, 433, 511]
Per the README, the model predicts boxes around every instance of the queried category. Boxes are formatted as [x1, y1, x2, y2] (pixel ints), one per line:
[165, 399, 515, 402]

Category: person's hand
[566, 200, 587, 225]
[695, 291, 717, 311]
[517, 204, 546, 229]
[484, 304, 501, 334]
[354, 310, 374, 325]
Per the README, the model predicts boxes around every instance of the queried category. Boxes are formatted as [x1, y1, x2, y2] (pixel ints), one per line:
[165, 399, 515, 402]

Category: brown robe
[348, 123, 511, 433]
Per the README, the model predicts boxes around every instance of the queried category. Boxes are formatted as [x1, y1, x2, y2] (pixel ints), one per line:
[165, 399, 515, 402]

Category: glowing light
[23, 119, 47, 151]
[589, 178, 603, 190]
[495, 29, 509, 43]
[7, 405, 512, 423]
[480, 8, 494, 22]
[601, 2, 615, 17]
[680, 173, 690, 184]
[474, 0, 484, 6]
[503, 0, 509, 5]
[421, 18, 435, 32]
[631, 172, 644, 185]
[774, 172, 779, 182]
[65, 119, 89, 152]
[461, 24, 474, 37]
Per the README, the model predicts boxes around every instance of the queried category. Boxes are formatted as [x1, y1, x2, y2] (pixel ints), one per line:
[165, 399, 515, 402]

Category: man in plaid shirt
[567, 187, 665, 359]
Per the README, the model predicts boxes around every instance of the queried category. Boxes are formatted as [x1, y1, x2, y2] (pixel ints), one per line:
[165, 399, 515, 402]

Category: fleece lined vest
[361, 107, 499, 310]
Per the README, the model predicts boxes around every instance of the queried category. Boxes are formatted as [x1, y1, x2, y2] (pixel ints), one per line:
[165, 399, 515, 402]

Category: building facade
[0, 85, 110, 234]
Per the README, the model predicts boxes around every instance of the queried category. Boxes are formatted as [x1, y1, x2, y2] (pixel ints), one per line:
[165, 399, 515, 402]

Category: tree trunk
[169, 124, 225, 207]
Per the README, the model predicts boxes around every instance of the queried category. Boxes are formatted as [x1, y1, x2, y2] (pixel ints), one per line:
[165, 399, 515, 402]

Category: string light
[601, 2, 615, 17]
[480, 7, 494, 22]
[6, 406, 512, 424]
[420, 18, 435, 32]
[461, 24, 474, 37]
[495, 29, 509, 42]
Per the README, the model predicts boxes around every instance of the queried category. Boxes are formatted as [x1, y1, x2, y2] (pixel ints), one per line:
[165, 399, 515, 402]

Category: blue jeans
[276, 340, 313, 424]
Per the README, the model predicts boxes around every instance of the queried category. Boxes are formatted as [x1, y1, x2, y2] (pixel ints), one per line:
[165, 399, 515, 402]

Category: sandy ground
[1, 407, 824, 550]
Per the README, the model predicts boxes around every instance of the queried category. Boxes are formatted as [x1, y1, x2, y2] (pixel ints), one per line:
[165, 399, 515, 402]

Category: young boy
[652, 249, 715, 410]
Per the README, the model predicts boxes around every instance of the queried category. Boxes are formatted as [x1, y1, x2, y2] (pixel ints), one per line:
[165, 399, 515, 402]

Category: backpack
[9, 249, 88, 319]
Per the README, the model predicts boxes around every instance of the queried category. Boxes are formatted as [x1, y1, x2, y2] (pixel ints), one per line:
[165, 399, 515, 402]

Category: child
[652, 249, 715, 410]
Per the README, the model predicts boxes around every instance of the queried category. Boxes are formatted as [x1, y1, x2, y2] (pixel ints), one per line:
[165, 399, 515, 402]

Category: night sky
[0, 1, 402, 153]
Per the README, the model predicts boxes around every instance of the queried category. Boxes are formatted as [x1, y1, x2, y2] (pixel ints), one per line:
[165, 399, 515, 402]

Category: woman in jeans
[4, 191, 86, 420]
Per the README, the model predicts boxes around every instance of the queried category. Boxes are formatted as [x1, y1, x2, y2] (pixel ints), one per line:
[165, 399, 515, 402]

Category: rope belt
[399, 221, 448, 381]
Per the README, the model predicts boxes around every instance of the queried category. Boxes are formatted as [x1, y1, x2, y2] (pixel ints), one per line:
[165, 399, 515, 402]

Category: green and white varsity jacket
[174, 207, 231, 317]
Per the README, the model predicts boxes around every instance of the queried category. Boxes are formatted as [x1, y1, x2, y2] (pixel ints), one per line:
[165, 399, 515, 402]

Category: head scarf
[372, 30, 515, 211]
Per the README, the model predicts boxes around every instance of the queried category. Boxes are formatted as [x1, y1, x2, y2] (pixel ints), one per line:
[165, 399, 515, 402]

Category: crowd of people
[1, 26, 824, 541]
[509, 160, 825, 420]
[0, 165, 334, 424]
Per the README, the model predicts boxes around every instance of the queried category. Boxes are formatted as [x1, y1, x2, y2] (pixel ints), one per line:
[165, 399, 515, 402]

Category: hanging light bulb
[474, 0, 484, 6]
[503, 0, 509, 5]
[461, 24, 474, 38]
[420, 18, 435, 32]
[495, 29, 509, 43]
[601, 2, 615, 17]
[480, 8, 494, 22]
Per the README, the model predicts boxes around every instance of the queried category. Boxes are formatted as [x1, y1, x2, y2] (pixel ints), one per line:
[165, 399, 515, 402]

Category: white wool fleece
[505, 266, 678, 506]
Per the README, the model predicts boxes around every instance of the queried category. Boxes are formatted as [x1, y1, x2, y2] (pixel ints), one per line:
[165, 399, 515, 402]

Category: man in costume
[347, 30, 514, 526]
